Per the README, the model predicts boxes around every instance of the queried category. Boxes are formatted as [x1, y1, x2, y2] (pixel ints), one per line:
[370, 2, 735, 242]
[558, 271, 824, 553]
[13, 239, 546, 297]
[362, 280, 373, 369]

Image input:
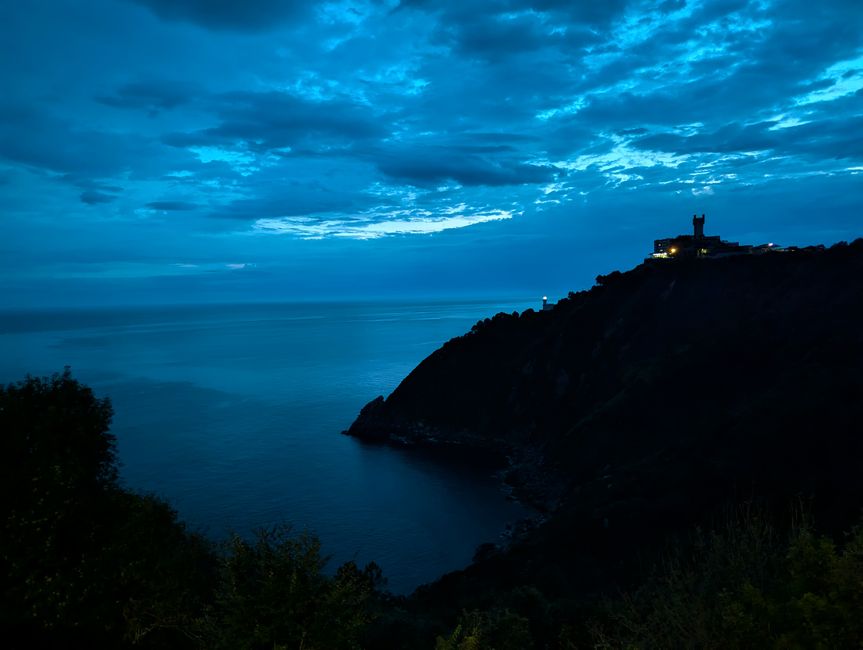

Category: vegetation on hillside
[589, 507, 863, 649]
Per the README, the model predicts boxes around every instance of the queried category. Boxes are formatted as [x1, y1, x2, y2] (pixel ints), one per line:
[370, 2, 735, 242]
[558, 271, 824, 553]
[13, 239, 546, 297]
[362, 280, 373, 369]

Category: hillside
[349, 240, 862, 508]
[347, 240, 863, 643]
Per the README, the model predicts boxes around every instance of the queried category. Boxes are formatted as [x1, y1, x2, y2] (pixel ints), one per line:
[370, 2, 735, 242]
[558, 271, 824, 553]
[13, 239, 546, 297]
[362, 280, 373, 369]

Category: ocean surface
[0, 299, 533, 593]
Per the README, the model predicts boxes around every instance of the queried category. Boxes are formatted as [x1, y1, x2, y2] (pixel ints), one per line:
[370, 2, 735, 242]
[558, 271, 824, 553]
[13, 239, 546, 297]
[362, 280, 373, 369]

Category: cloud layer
[1, 0, 861, 303]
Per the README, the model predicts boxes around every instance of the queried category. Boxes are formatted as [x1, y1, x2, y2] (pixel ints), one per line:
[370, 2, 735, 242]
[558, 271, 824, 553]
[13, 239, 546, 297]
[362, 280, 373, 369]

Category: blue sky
[1, 0, 861, 306]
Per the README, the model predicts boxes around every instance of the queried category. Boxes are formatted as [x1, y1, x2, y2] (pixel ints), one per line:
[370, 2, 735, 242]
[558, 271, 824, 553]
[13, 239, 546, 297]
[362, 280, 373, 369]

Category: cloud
[254, 206, 515, 239]
[631, 115, 863, 163]
[96, 81, 199, 115]
[431, 10, 598, 63]
[0, 103, 196, 180]
[211, 188, 369, 221]
[127, 0, 312, 32]
[146, 201, 198, 211]
[80, 190, 118, 205]
[632, 122, 780, 155]
[3, 0, 863, 306]
[376, 147, 556, 186]
[163, 90, 389, 153]
[400, 0, 631, 29]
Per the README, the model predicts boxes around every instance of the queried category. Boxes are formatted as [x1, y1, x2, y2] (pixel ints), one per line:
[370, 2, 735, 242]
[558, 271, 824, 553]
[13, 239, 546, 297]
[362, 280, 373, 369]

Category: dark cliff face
[348, 240, 863, 639]
[347, 240, 863, 523]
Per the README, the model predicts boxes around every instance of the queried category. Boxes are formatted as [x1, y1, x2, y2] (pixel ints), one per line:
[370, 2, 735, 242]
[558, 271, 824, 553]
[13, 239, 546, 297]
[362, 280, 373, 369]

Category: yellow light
[669, 247, 677, 254]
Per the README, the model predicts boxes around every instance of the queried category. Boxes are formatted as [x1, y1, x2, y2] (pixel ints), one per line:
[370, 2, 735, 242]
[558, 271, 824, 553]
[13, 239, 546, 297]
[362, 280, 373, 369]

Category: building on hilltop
[649, 214, 780, 260]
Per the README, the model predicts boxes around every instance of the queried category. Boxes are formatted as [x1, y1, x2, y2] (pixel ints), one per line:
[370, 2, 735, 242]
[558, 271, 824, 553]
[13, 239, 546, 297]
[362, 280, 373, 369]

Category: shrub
[591, 507, 863, 649]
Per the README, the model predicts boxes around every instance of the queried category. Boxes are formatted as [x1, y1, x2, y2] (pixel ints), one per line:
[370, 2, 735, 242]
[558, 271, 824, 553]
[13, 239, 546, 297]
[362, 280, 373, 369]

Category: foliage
[1, 369, 383, 649]
[1, 369, 118, 638]
[210, 526, 381, 649]
[435, 609, 534, 650]
[0, 369, 215, 648]
[590, 509, 863, 649]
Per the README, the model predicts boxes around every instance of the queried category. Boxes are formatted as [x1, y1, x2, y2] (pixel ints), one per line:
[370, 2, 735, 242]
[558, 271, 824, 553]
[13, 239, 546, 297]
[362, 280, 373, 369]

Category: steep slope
[347, 239, 863, 523]
[348, 240, 863, 646]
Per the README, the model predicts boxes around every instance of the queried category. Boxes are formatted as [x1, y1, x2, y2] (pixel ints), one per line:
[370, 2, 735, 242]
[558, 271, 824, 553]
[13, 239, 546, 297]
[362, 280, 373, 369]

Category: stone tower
[693, 213, 705, 239]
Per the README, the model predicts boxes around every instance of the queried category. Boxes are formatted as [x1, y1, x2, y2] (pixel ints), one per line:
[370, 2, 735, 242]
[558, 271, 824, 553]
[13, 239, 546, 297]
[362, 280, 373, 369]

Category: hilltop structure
[650, 214, 779, 260]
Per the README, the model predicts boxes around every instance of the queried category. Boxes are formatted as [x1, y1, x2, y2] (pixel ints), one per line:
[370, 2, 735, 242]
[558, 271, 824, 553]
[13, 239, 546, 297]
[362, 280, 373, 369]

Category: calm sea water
[0, 299, 532, 593]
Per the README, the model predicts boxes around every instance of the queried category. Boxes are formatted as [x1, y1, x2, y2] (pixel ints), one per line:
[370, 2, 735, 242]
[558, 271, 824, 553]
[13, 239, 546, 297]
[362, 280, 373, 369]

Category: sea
[0, 299, 533, 593]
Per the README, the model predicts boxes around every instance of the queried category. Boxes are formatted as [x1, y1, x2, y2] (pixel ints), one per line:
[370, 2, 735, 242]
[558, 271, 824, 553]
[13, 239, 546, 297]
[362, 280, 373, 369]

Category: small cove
[0, 299, 533, 592]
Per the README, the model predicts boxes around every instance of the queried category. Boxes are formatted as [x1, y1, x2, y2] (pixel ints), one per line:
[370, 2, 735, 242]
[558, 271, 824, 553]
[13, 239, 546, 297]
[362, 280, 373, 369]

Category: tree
[0, 370, 388, 648]
[212, 526, 382, 649]
[590, 509, 863, 649]
[0, 370, 214, 648]
[435, 609, 534, 650]
[1, 369, 118, 639]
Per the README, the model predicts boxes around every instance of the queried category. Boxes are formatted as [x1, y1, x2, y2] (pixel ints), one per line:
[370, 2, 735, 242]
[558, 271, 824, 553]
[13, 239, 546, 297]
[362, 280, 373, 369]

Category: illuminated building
[649, 214, 777, 260]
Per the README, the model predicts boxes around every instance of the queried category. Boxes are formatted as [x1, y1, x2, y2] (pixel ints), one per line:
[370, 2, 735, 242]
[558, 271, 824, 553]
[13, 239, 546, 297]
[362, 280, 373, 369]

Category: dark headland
[346, 237, 863, 644]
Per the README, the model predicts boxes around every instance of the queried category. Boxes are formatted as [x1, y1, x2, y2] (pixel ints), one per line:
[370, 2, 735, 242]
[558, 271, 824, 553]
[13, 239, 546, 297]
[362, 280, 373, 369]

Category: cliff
[348, 240, 863, 515]
[347, 240, 863, 619]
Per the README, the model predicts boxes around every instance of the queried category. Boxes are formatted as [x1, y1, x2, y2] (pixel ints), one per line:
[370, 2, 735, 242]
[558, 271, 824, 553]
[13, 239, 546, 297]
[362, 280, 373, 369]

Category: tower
[693, 213, 705, 239]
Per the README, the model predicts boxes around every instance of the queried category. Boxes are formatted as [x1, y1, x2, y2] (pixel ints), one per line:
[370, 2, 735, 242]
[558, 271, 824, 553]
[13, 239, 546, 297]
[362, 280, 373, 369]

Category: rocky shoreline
[343, 395, 565, 513]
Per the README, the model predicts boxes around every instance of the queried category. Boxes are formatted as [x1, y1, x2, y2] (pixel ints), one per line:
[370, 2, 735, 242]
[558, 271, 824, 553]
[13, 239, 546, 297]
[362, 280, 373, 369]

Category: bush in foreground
[0, 370, 381, 649]
[587, 507, 863, 649]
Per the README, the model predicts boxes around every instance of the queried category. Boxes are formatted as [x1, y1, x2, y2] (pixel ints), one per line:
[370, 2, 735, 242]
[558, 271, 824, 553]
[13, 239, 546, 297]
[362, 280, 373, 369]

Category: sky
[1, 0, 861, 307]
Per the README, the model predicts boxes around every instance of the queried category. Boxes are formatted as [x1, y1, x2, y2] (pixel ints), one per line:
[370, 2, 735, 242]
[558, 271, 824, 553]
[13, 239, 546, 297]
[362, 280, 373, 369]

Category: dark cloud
[128, 0, 311, 32]
[164, 91, 389, 153]
[0, 103, 195, 180]
[0, 105, 129, 175]
[618, 127, 649, 136]
[146, 201, 198, 211]
[684, 0, 752, 24]
[657, 0, 685, 12]
[400, 0, 631, 28]
[464, 132, 542, 144]
[796, 78, 839, 95]
[80, 190, 118, 205]
[432, 12, 595, 62]
[377, 147, 556, 186]
[780, 116, 863, 160]
[561, 0, 863, 131]
[96, 81, 199, 115]
[211, 188, 368, 221]
[632, 116, 863, 162]
[633, 122, 780, 155]
[403, 0, 625, 64]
